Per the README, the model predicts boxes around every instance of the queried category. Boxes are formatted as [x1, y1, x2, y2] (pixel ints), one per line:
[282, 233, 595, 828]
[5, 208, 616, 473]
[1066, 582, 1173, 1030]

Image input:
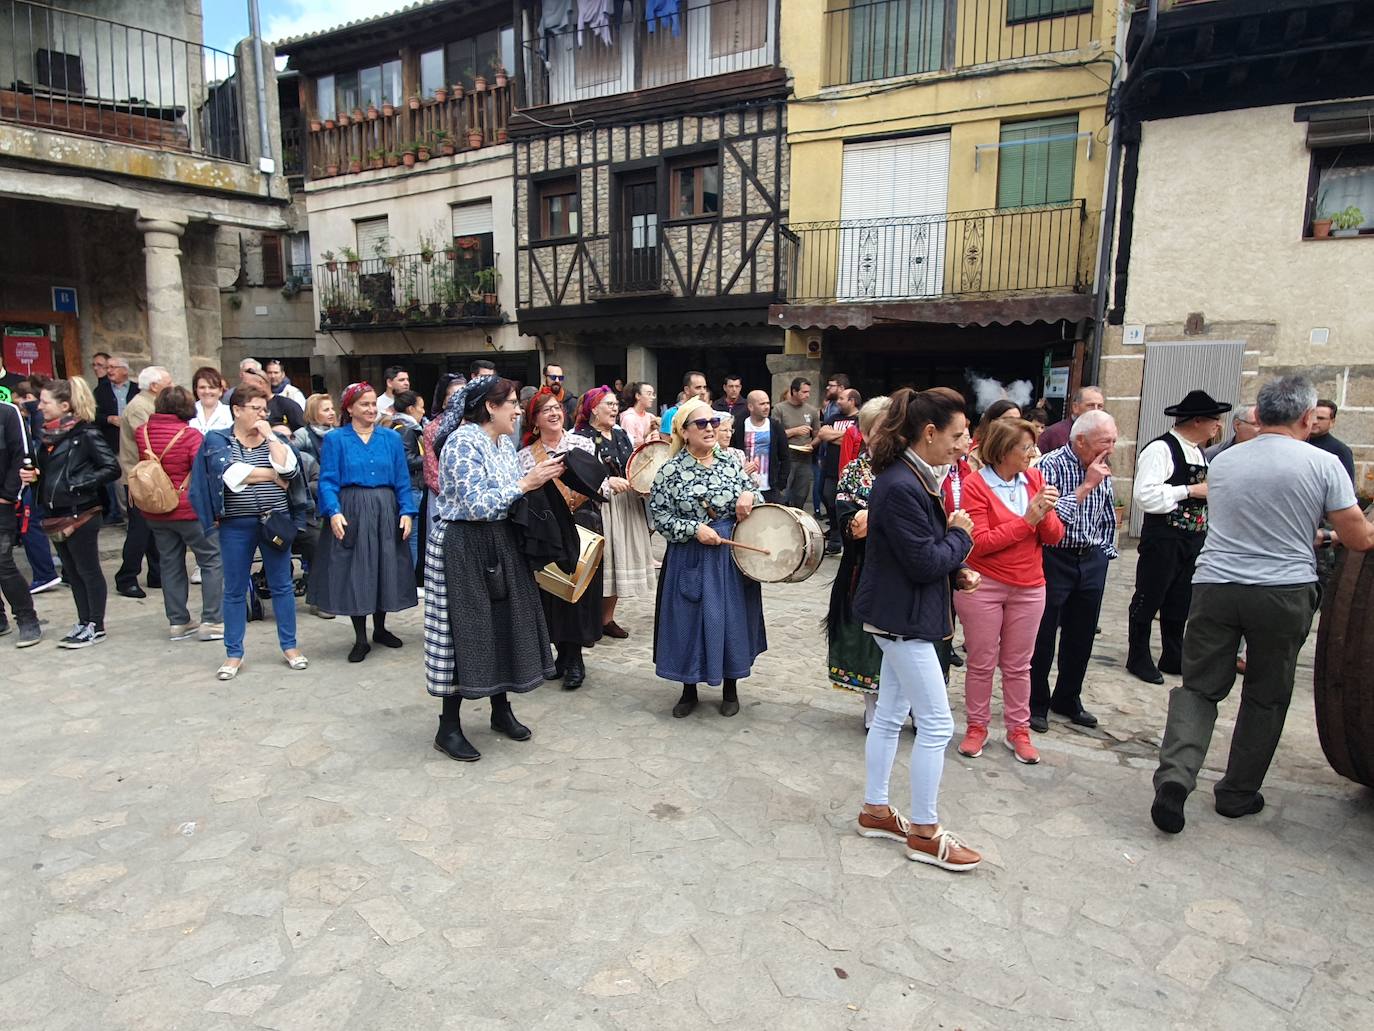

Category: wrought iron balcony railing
[781, 201, 1094, 304]
[316, 250, 502, 331]
[1, 0, 244, 160]
[522, 0, 774, 108]
[823, 0, 1098, 87]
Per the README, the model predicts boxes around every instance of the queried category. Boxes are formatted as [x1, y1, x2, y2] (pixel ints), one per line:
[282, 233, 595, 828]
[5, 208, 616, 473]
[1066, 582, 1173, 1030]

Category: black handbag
[259, 507, 297, 551]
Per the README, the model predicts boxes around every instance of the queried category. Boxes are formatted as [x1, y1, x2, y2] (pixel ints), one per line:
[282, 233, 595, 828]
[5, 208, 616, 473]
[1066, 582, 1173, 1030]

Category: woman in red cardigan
[953, 417, 1065, 764]
[142, 386, 222, 642]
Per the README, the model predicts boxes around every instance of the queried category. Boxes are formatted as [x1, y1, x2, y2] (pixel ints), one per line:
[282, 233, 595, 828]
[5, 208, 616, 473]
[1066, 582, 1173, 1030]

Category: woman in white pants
[850, 387, 983, 872]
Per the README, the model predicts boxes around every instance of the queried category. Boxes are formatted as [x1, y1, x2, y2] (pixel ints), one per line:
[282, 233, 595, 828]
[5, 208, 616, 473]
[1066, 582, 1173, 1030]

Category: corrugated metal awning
[767, 293, 1094, 332]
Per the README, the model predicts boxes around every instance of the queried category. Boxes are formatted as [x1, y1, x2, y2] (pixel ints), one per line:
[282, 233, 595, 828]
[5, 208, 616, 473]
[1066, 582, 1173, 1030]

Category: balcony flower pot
[434, 87, 448, 103]
[366, 103, 378, 120]
[417, 147, 431, 162]
[496, 127, 508, 144]
[450, 83, 464, 100]
[352, 107, 364, 122]
[444, 246, 458, 261]
[482, 292, 499, 307]
[467, 128, 484, 149]
[494, 67, 508, 89]
[421, 248, 434, 263]
[324, 118, 336, 130]
[408, 95, 421, 111]
[369, 157, 383, 170]
[1313, 219, 1333, 238]
[385, 152, 400, 168]
[349, 159, 362, 174]
[474, 74, 487, 92]
[427, 302, 443, 319]
[309, 118, 322, 132]
[346, 261, 360, 274]
[440, 142, 456, 156]
[325, 162, 339, 177]
[402, 151, 416, 168]
[382, 101, 395, 117]
[338, 113, 350, 127]
[325, 260, 338, 273]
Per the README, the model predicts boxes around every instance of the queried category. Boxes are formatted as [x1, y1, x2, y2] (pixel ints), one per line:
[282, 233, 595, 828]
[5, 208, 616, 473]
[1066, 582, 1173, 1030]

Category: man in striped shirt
[1029, 409, 1119, 733]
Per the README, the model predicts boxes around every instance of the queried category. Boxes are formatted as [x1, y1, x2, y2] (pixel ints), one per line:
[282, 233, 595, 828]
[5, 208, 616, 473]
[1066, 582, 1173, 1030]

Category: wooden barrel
[1314, 548, 1374, 787]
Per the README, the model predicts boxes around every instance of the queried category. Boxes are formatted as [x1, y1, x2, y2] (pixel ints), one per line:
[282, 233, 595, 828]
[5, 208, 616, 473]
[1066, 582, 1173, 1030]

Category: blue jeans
[220, 516, 297, 659]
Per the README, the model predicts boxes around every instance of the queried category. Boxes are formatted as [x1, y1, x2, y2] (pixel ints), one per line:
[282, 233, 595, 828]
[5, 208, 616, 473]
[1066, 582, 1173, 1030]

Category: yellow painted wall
[781, 0, 1117, 226]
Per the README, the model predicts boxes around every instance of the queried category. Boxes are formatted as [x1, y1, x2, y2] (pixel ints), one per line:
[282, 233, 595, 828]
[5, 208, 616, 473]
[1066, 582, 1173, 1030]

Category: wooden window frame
[261, 232, 284, 287]
[1006, 0, 1094, 27]
[1303, 142, 1374, 239]
[536, 175, 580, 242]
[667, 154, 720, 223]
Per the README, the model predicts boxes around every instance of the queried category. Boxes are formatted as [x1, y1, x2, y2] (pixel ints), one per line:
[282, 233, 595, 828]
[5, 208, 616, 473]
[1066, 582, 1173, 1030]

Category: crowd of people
[2, 350, 1370, 870]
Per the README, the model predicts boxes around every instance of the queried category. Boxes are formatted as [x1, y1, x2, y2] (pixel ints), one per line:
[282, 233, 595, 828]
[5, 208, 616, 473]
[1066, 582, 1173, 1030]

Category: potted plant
[323, 117, 336, 130]
[1312, 214, 1334, 238]
[468, 67, 486, 92]
[337, 111, 350, 127]
[466, 126, 484, 149]
[324, 161, 339, 177]
[366, 101, 378, 120]
[322, 250, 338, 273]
[1330, 205, 1364, 238]
[496, 126, 509, 144]
[434, 85, 448, 104]
[381, 96, 395, 117]
[444, 241, 458, 261]
[348, 157, 362, 174]
[352, 105, 364, 122]
[476, 266, 500, 307]
[450, 81, 465, 100]
[419, 233, 436, 264]
[309, 117, 323, 132]
[491, 57, 507, 89]
[401, 141, 418, 167]
[432, 128, 454, 156]
[367, 147, 385, 170]
[416, 141, 431, 162]
[340, 246, 360, 273]
[385, 149, 400, 168]
[408, 93, 422, 111]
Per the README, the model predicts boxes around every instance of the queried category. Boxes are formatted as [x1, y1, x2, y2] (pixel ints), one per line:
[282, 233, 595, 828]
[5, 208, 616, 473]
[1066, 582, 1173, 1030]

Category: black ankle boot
[673, 683, 698, 718]
[720, 678, 740, 718]
[547, 645, 566, 682]
[434, 698, 479, 761]
[562, 646, 585, 690]
[1126, 621, 1163, 684]
[490, 693, 532, 741]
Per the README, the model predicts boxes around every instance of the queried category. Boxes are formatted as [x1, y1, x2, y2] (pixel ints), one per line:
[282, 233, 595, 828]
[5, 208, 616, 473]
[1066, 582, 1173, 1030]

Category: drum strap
[535, 441, 588, 512]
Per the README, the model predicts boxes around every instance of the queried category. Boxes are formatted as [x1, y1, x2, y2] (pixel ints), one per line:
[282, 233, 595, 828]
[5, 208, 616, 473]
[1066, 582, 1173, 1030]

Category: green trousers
[1153, 581, 1319, 808]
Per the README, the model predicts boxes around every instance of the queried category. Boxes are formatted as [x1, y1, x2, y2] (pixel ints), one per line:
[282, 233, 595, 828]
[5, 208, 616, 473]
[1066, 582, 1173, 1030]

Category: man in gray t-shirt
[1152, 376, 1374, 836]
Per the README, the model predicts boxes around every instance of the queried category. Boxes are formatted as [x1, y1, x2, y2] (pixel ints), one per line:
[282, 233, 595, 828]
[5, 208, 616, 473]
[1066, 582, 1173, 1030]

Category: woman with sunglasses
[574, 386, 651, 638]
[308, 382, 417, 663]
[647, 398, 766, 718]
[518, 387, 608, 689]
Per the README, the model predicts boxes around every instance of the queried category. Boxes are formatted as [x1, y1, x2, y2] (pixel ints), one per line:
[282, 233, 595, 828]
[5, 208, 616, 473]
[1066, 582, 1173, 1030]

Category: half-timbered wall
[514, 101, 788, 313]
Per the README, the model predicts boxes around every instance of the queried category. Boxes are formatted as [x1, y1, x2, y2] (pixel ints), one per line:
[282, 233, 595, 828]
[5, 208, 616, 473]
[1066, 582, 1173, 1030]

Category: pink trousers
[953, 577, 1046, 730]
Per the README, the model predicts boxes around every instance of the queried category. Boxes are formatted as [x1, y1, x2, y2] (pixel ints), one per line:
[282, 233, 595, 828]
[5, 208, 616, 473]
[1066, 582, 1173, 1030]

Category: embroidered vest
[1141, 433, 1207, 537]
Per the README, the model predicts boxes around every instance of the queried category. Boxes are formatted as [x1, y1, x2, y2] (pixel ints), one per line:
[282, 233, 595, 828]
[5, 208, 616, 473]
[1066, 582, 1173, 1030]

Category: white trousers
[864, 637, 954, 825]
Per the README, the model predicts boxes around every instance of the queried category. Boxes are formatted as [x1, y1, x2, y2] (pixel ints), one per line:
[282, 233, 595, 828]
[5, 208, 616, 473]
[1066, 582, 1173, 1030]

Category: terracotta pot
[467, 130, 483, 149]
[309, 119, 322, 132]
[370, 158, 383, 170]
[325, 261, 338, 273]
[324, 119, 336, 130]
[402, 152, 416, 167]
[366, 105, 378, 120]
[385, 154, 399, 167]
[348, 159, 361, 174]
[408, 96, 421, 111]
[325, 163, 339, 177]
[417, 147, 431, 161]
[451, 84, 464, 99]
[382, 102, 395, 117]
[474, 75, 487, 92]
[440, 143, 455, 156]
[444, 248, 458, 261]
[434, 88, 448, 103]
[496, 128, 508, 143]
[495, 70, 507, 88]
[352, 107, 363, 122]
[1313, 219, 1333, 239]
[337, 113, 350, 127]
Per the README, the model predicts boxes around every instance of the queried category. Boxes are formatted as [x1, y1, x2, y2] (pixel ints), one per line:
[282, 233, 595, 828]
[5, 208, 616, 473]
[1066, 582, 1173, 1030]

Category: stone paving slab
[1, 540, 1371, 1030]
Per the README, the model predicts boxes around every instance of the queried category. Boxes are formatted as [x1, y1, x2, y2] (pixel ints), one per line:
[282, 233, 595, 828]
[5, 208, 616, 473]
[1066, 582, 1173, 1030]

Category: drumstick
[719, 539, 771, 556]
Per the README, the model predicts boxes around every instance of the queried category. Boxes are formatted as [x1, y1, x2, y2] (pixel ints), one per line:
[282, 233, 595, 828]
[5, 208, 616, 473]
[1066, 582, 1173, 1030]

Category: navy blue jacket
[190, 428, 309, 534]
[852, 454, 971, 642]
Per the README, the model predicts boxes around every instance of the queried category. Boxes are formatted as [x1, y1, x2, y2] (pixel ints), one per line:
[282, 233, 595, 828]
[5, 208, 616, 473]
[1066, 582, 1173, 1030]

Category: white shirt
[377, 393, 396, 415]
[1134, 430, 1205, 514]
[978, 465, 1030, 517]
[191, 400, 233, 434]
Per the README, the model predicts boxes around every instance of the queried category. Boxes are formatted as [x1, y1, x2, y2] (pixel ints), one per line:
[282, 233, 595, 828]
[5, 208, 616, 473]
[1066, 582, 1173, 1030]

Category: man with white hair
[1151, 376, 1374, 834]
[1029, 408, 1119, 732]
[94, 355, 137, 523]
[113, 365, 172, 597]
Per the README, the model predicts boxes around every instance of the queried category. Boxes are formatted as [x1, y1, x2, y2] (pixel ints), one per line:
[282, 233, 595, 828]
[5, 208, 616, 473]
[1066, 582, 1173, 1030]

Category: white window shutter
[355, 217, 389, 259]
[451, 200, 494, 237]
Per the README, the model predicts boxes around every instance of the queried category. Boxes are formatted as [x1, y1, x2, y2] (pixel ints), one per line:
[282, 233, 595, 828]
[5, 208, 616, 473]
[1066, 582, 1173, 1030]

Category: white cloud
[265, 0, 418, 45]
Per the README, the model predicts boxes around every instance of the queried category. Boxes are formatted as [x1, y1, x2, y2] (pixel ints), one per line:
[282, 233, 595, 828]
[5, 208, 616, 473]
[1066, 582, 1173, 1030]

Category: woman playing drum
[574, 386, 652, 638]
[648, 398, 767, 718]
[519, 387, 607, 690]
[825, 395, 891, 729]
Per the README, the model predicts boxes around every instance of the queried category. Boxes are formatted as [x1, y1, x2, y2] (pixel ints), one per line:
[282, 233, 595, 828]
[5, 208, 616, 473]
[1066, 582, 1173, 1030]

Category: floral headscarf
[432, 374, 498, 457]
[340, 381, 374, 416]
[575, 385, 613, 429]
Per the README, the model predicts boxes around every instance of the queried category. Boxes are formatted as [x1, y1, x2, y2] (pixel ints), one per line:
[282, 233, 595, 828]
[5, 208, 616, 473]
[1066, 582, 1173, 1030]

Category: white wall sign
[1123, 324, 1145, 346]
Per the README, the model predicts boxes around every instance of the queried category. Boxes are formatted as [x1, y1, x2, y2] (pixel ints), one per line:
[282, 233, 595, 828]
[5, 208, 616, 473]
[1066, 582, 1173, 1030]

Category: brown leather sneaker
[906, 826, 981, 872]
[857, 807, 910, 843]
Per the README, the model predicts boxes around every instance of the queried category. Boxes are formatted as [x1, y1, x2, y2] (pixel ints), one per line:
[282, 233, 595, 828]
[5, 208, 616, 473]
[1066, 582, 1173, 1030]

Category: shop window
[538, 177, 580, 239]
[997, 115, 1078, 208]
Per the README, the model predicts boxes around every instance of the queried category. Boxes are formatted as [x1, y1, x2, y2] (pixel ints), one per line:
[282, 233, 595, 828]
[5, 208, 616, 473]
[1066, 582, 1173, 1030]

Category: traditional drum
[730, 504, 824, 584]
[535, 524, 605, 604]
[1314, 548, 1374, 788]
[627, 439, 670, 495]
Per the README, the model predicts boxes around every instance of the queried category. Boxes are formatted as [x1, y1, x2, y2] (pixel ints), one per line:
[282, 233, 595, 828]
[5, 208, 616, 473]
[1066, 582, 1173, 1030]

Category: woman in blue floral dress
[423, 377, 564, 762]
[648, 397, 767, 718]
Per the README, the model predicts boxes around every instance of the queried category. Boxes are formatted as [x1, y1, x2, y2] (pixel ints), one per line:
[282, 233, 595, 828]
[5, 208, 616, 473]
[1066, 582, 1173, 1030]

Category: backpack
[128, 425, 190, 514]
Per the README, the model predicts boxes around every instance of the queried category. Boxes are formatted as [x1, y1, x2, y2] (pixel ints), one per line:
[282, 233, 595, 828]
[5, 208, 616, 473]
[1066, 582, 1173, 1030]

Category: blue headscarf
[432, 375, 498, 458]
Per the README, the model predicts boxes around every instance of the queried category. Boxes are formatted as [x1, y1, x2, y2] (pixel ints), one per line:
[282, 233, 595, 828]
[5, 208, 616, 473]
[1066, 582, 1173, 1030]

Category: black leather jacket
[36, 421, 121, 515]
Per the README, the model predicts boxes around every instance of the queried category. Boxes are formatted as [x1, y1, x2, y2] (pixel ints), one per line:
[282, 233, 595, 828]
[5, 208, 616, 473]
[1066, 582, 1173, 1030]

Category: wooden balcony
[306, 83, 511, 180]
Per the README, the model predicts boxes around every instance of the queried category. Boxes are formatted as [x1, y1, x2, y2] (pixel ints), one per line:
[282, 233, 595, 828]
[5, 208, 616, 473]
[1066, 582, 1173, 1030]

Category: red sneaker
[1004, 726, 1040, 765]
[957, 724, 989, 758]
[857, 807, 910, 843]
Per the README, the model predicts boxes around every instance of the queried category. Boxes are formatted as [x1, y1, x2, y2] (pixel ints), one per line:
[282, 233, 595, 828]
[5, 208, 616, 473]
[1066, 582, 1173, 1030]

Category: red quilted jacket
[137, 413, 204, 521]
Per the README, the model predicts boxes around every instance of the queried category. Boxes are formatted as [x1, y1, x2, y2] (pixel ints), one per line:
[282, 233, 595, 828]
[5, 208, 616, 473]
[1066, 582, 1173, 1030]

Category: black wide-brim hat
[557, 446, 609, 500]
[1164, 389, 1233, 418]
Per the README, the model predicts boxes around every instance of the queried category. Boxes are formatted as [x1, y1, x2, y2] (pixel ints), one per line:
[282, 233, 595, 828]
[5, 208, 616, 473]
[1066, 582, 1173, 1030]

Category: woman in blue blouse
[648, 397, 767, 718]
[307, 382, 418, 662]
[424, 377, 564, 761]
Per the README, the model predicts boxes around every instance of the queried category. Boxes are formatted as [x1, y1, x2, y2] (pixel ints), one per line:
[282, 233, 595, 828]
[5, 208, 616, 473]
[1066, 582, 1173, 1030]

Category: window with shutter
[355, 217, 390, 261]
[997, 116, 1078, 209]
[261, 233, 284, 287]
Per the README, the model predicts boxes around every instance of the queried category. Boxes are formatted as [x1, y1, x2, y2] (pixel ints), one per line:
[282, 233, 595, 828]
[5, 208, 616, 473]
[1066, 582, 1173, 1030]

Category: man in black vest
[1126, 390, 1230, 683]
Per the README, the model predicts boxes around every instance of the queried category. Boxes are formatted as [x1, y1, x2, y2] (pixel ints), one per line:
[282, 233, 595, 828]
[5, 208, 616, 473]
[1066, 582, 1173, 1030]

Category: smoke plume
[967, 373, 1034, 414]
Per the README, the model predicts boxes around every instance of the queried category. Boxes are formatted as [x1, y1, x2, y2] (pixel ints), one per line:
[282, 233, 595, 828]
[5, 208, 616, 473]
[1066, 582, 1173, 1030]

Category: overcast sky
[202, 0, 407, 53]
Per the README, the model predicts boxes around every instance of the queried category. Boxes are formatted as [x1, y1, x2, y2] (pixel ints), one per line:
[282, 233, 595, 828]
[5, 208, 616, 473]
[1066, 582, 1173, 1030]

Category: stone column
[625, 345, 657, 390]
[136, 212, 192, 385]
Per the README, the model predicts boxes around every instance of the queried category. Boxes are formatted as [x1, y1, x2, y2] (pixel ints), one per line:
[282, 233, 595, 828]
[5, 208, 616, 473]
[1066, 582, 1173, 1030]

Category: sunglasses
[688, 417, 722, 430]
[546, 374, 565, 382]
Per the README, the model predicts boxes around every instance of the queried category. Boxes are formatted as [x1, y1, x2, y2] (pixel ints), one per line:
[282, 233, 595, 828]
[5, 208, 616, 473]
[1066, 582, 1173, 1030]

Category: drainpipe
[247, 0, 276, 188]
[1089, 0, 1158, 385]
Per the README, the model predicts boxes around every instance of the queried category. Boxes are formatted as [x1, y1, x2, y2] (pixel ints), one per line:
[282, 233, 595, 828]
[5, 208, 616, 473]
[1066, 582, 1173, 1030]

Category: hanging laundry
[539, 0, 575, 35]
[646, 0, 682, 37]
[577, 0, 615, 47]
